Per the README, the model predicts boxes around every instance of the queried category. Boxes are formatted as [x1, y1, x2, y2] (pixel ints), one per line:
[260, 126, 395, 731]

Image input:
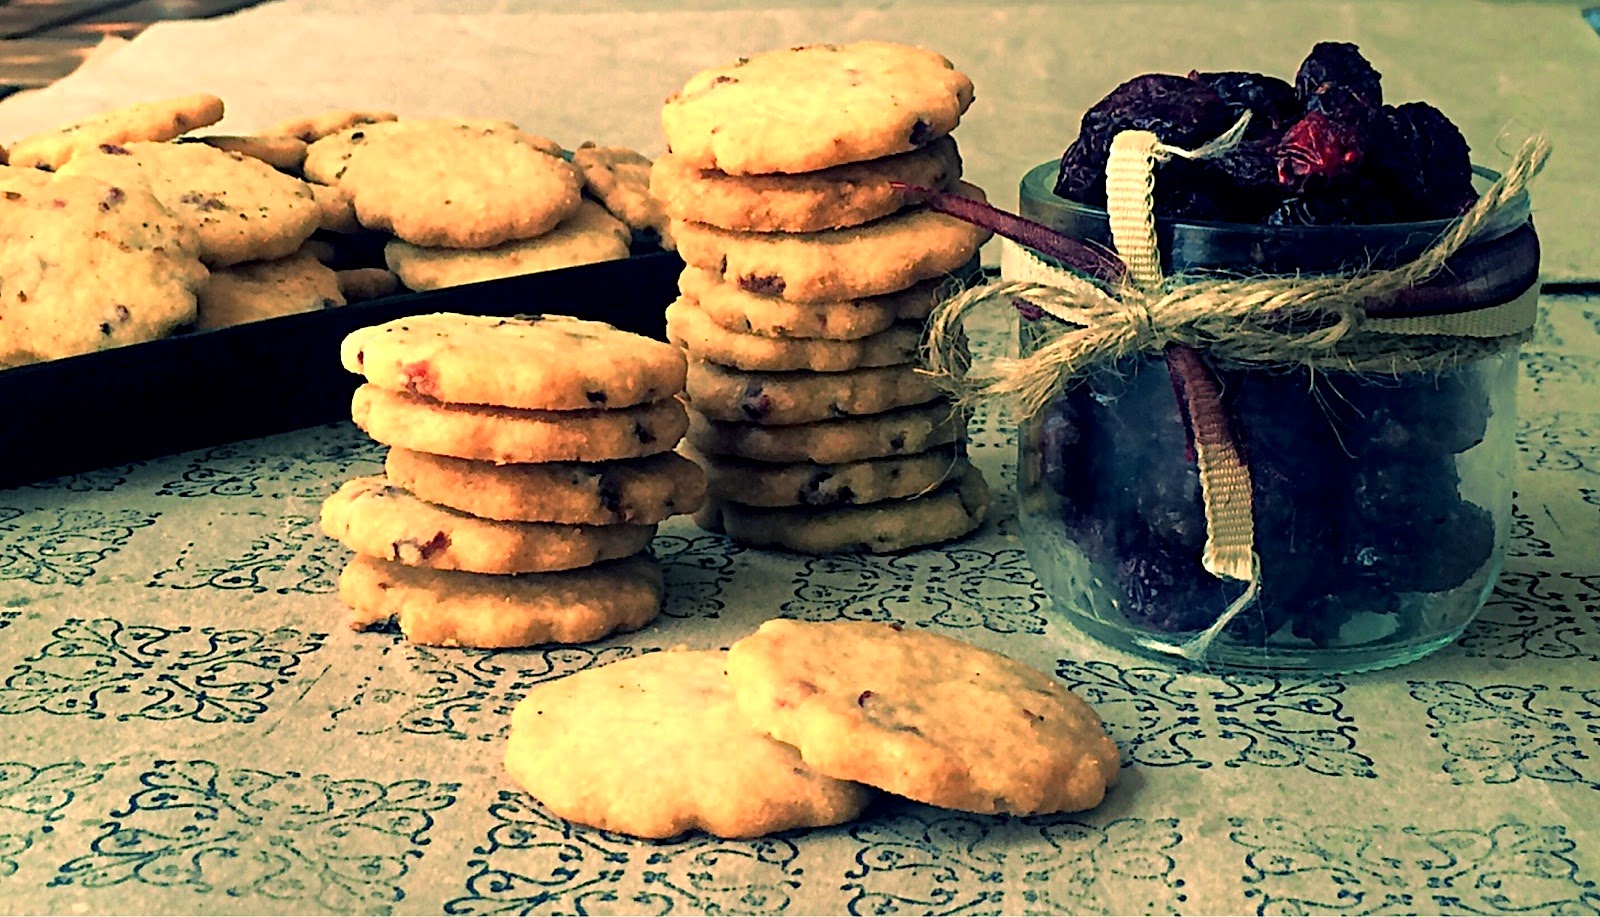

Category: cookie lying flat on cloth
[725, 619, 1120, 815]
[340, 552, 663, 648]
[660, 40, 974, 175]
[505, 649, 872, 839]
[341, 312, 686, 411]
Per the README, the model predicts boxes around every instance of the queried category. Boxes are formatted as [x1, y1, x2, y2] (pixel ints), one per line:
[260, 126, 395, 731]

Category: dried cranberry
[1365, 101, 1477, 220]
[1294, 41, 1382, 110]
[1275, 109, 1369, 191]
[1189, 70, 1300, 135]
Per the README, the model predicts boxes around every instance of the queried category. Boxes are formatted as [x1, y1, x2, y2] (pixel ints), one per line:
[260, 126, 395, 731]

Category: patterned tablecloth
[1, 296, 1598, 916]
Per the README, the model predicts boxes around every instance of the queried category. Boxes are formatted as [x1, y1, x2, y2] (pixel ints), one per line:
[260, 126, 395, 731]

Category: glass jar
[1014, 161, 1537, 672]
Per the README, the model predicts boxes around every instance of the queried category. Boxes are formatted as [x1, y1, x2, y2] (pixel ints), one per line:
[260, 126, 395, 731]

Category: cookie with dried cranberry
[341, 312, 686, 410]
[319, 475, 655, 574]
[652, 135, 961, 233]
[300, 118, 550, 185]
[195, 249, 345, 330]
[6, 92, 224, 170]
[661, 41, 974, 175]
[667, 298, 921, 373]
[702, 464, 989, 553]
[384, 200, 631, 292]
[352, 386, 689, 464]
[725, 616, 1118, 814]
[685, 360, 942, 425]
[340, 552, 663, 648]
[57, 140, 322, 267]
[506, 649, 872, 839]
[673, 182, 991, 302]
[685, 443, 968, 508]
[385, 447, 705, 525]
[0, 168, 207, 368]
[686, 400, 964, 464]
[184, 134, 309, 172]
[263, 109, 398, 144]
[680, 267, 954, 341]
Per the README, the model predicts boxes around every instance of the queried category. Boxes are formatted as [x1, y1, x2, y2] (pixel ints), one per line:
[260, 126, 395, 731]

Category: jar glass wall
[1014, 161, 1535, 673]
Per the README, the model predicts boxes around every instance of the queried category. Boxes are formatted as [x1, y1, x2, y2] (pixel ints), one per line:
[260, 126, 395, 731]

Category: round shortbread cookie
[335, 124, 582, 248]
[336, 267, 401, 302]
[384, 200, 631, 292]
[195, 249, 346, 330]
[724, 617, 1119, 815]
[57, 140, 322, 267]
[667, 299, 921, 373]
[341, 312, 686, 410]
[385, 447, 706, 524]
[339, 552, 663, 648]
[703, 464, 990, 553]
[186, 134, 309, 172]
[0, 169, 207, 368]
[300, 118, 552, 185]
[686, 400, 964, 464]
[685, 360, 942, 425]
[680, 267, 954, 342]
[505, 649, 872, 839]
[263, 109, 398, 144]
[651, 135, 961, 233]
[571, 144, 671, 242]
[673, 182, 992, 303]
[319, 475, 655, 574]
[7, 92, 225, 170]
[660, 41, 974, 175]
[686, 444, 968, 508]
[352, 386, 689, 464]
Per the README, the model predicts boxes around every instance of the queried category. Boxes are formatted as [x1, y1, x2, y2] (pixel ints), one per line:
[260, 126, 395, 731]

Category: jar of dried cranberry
[1008, 155, 1539, 673]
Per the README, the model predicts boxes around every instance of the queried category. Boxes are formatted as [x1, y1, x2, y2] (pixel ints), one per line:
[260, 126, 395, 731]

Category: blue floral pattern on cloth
[0, 507, 158, 587]
[50, 760, 456, 914]
[0, 761, 108, 881]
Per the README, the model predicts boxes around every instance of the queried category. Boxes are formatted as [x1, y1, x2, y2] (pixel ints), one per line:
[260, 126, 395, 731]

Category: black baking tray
[0, 251, 685, 490]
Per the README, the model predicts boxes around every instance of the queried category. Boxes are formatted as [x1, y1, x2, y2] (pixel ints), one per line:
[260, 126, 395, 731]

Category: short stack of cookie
[653, 40, 995, 554]
[319, 312, 705, 649]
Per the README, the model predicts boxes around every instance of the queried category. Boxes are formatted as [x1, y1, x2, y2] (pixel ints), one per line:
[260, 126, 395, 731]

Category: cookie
[319, 475, 656, 574]
[341, 312, 686, 410]
[195, 249, 345, 330]
[667, 298, 921, 373]
[0, 168, 207, 367]
[505, 649, 872, 838]
[724, 617, 1119, 815]
[300, 118, 556, 186]
[383, 199, 631, 292]
[57, 140, 322, 267]
[385, 447, 706, 524]
[324, 123, 582, 248]
[339, 552, 663, 648]
[263, 109, 398, 144]
[673, 182, 991, 302]
[680, 267, 953, 341]
[571, 144, 671, 243]
[351, 386, 690, 464]
[310, 182, 361, 232]
[685, 360, 942, 425]
[661, 41, 974, 175]
[652, 135, 961, 233]
[336, 267, 401, 302]
[686, 400, 963, 464]
[703, 464, 989, 553]
[186, 134, 309, 171]
[6, 92, 225, 170]
[687, 444, 968, 508]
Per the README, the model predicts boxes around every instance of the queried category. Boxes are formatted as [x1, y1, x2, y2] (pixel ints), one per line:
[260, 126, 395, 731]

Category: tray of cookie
[0, 97, 682, 490]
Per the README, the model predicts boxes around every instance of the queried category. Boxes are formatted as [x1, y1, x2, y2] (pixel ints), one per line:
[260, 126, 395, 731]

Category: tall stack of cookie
[319, 312, 705, 649]
[652, 41, 994, 554]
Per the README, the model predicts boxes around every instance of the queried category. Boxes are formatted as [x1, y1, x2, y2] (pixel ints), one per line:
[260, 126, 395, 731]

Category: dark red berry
[1295, 41, 1382, 110]
[1276, 110, 1368, 191]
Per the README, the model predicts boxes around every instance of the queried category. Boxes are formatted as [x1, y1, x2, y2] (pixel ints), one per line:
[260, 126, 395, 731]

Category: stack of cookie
[653, 40, 995, 554]
[319, 312, 705, 649]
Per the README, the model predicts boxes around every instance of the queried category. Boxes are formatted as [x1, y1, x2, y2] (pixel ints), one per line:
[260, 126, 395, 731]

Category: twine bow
[923, 124, 1550, 661]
